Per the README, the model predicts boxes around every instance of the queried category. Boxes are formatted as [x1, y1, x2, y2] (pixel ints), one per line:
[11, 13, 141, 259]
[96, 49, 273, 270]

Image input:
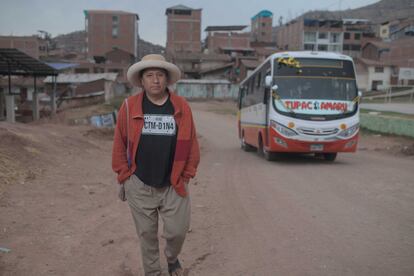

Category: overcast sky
[0, 0, 379, 46]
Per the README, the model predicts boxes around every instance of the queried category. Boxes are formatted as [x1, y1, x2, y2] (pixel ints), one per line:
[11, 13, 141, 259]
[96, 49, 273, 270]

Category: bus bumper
[268, 128, 358, 153]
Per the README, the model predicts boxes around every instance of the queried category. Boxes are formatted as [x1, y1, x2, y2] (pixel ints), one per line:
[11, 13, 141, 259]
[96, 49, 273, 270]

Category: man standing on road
[112, 54, 200, 276]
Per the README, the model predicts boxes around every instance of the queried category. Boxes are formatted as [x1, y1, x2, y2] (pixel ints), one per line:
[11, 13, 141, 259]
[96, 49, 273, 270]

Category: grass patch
[362, 95, 414, 103]
[360, 109, 414, 120]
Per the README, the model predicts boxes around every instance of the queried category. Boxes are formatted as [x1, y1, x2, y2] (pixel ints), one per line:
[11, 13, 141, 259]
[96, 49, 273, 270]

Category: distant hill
[299, 0, 414, 24]
[53, 30, 86, 52]
[52, 31, 165, 58]
[137, 37, 165, 59]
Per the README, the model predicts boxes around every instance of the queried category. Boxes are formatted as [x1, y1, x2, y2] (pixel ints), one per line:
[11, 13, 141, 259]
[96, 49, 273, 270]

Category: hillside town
[0, 0, 414, 122]
[1, 1, 414, 275]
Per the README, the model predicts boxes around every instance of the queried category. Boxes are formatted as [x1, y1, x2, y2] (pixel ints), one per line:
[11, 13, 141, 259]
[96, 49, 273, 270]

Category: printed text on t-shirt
[142, 114, 176, 136]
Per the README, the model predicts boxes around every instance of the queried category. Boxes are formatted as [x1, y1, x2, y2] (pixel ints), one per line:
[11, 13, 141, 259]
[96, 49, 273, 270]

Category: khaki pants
[124, 174, 191, 276]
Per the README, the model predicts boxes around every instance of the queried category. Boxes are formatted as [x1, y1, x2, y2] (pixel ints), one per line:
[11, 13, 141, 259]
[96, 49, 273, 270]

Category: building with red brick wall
[251, 10, 273, 43]
[362, 37, 414, 69]
[165, 5, 201, 54]
[84, 10, 139, 59]
[204, 25, 250, 54]
[0, 36, 48, 59]
[380, 17, 414, 41]
[276, 17, 343, 52]
[342, 19, 376, 58]
[68, 48, 135, 84]
[356, 36, 414, 90]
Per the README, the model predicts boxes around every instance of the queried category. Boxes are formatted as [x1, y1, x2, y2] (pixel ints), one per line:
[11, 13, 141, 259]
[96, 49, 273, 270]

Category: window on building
[343, 44, 350, 50]
[112, 26, 119, 38]
[304, 32, 317, 42]
[318, 32, 327, 39]
[256, 72, 262, 88]
[93, 67, 105, 73]
[372, 80, 383, 90]
[351, 45, 361, 51]
[112, 15, 119, 38]
[318, 44, 328, 51]
[262, 22, 266, 27]
[329, 45, 341, 52]
[173, 9, 191, 15]
[354, 33, 361, 40]
[330, 32, 341, 43]
[344, 32, 350, 40]
[375, 66, 384, 73]
[304, 44, 315, 50]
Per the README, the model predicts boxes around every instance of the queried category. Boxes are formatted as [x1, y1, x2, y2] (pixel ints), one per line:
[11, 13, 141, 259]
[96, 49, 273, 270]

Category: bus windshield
[272, 58, 358, 117]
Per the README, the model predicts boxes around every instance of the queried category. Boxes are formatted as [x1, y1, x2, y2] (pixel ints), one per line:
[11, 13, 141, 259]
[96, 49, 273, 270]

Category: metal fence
[175, 79, 239, 100]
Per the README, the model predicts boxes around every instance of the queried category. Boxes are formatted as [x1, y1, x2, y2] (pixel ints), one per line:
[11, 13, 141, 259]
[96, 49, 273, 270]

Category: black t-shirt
[134, 93, 177, 188]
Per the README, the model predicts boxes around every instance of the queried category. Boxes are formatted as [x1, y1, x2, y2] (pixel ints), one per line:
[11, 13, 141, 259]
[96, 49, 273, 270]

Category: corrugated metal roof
[200, 63, 234, 74]
[355, 57, 392, 66]
[220, 47, 255, 52]
[166, 5, 193, 10]
[251, 10, 273, 21]
[84, 10, 139, 20]
[241, 59, 260, 69]
[177, 79, 231, 84]
[45, 62, 79, 71]
[364, 40, 390, 50]
[205, 25, 247, 32]
[43, 73, 118, 83]
[0, 48, 58, 76]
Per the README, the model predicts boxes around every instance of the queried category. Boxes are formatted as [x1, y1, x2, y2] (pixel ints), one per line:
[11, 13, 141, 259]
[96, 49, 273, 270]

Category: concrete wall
[176, 80, 239, 99]
[360, 113, 414, 138]
[60, 94, 105, 110]
[367, 66, 392, 90]
[206, 32, 250, 54]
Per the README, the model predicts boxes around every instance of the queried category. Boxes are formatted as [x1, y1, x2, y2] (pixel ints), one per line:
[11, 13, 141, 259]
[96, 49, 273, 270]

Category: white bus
[238, 51, 360, 161]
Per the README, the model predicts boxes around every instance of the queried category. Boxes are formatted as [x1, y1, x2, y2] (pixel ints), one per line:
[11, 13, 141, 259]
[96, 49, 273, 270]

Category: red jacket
[112, 91, 200, 197]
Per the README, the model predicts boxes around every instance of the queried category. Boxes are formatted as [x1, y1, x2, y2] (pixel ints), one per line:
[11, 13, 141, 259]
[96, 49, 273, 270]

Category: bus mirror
[265, 76, 272, 88]
[272, 84, 279, 91]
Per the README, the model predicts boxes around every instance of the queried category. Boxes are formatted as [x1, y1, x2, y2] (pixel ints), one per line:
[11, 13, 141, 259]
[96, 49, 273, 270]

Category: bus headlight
[337, 123, 359, 138]
[270, 120, 298, 137]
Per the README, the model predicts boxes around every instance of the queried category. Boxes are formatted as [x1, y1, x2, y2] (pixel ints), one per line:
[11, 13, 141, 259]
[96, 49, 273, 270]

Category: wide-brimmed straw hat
[127, 54, 181, 87]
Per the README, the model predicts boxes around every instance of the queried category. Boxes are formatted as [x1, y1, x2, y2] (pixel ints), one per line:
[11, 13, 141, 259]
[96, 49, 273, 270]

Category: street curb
[360, 113, 414, 138]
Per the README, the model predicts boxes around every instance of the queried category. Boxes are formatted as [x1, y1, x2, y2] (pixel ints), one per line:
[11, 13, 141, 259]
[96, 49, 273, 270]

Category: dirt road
[1, 101, 413, 275]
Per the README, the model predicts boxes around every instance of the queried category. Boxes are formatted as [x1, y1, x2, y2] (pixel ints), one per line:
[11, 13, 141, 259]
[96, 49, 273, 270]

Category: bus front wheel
[258, 135, 276, 161]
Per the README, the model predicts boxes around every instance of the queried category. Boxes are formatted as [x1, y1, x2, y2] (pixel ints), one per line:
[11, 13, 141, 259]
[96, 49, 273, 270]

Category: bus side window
[254, 72, 262, 105]
[248, 78, 255, 106]
[238, 87, 243, 109]
[262, 64, 271, 104]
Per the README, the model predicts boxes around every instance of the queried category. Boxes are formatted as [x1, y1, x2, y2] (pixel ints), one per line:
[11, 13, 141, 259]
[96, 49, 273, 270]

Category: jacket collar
[131, 89, 182, 119]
